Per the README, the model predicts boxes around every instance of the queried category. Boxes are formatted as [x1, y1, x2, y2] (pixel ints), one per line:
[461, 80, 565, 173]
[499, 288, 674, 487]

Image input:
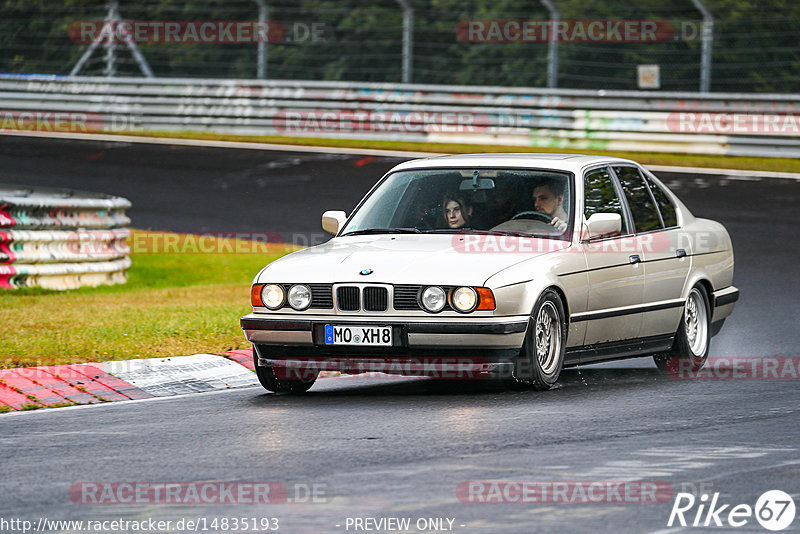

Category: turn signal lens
[262, 284, 285, 310]
[251, 284, 265, 307]
[475, 287, 496, 310]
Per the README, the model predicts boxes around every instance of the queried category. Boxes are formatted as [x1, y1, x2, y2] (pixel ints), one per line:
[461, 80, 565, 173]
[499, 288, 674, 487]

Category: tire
[654, 285, 711, 375]
[512, 289, 567, 390]
[253, 346, 318, 394]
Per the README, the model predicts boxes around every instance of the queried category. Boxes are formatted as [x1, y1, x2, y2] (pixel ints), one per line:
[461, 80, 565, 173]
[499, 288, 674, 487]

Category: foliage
[0, 1, 797, 92]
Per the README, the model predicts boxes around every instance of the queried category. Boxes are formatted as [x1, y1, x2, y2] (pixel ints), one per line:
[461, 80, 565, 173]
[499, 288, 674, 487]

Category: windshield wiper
[341, 227, 422, 237]
[422, 227, 476, 234]
[423, 228, 539, 237]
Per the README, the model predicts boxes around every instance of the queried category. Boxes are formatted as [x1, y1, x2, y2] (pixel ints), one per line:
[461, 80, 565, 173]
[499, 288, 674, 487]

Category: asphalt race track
[2, 135, 800, 533]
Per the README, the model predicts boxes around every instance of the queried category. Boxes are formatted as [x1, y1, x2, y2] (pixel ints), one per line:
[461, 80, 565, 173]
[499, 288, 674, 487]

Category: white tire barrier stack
[0, 185, 131, 290]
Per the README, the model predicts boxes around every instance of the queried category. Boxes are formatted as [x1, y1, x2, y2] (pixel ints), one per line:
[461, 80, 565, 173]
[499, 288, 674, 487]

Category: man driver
[532, 179, 568, 231]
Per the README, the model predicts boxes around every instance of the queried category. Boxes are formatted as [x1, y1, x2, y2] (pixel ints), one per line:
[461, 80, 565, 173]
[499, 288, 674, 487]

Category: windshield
[341, 168, 573, 239]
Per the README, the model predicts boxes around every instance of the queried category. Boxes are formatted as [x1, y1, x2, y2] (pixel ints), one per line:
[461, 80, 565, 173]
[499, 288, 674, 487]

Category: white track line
[3, 130, 799, 180]
[0, 131, 440, 158]
[647, 164, 800, 180]
[0, 384, 261, 417]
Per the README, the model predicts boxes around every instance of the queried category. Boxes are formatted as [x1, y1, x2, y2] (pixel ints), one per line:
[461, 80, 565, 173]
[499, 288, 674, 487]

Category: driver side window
[584, 168, 628, 234]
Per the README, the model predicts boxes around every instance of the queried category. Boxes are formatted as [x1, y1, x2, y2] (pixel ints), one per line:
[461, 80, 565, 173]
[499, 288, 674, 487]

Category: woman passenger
[442, 194, 473, 229]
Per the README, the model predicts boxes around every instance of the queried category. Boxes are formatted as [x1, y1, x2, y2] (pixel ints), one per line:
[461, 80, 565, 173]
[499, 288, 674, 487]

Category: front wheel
[654, 285, 711, 374]
[512, 289, 567, 390]
[253, 346, 318, 394]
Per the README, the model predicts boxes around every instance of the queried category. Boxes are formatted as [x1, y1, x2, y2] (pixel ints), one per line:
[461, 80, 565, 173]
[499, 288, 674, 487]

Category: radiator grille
[336, 286, 360, 311]
[393, 285, 421, 310]
[363, 286, 388, 311]
[309, 283, 333, 309]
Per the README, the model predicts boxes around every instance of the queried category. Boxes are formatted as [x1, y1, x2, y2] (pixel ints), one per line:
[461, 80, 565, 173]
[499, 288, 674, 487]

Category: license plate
[324, 325, 392, 346]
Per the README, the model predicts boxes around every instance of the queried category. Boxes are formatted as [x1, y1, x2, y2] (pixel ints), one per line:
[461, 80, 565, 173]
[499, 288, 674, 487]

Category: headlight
[451, 286, 478, 313]
[420, 286, 446, 313]
[262, 284, 285, 310]
[287, 284, 312, 310]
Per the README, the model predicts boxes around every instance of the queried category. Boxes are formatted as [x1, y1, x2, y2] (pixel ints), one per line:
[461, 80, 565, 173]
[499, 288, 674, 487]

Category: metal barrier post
[540, 0, 560, 89]
[255, 0, 269, 79]
[691, 0, 714, 93]
[396, 0, 414, 84]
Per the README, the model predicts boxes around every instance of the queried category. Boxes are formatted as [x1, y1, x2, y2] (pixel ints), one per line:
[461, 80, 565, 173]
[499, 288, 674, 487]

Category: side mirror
[322, 210, 347, 235]
[584, 213, 622, 241]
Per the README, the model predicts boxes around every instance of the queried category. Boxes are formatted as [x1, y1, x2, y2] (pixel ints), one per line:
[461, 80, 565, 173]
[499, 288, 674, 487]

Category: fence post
[690, 0, 714, 92]
[540, 0, 559, 88]
[103, 0, 119, 76]
[254, 0, 268, 79]
[395, 0, 414, 83]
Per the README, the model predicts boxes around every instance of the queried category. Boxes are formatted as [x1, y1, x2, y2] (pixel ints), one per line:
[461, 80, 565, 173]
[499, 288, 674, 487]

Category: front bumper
[253, 345, 517, 379]
[240, 313, 528, 350]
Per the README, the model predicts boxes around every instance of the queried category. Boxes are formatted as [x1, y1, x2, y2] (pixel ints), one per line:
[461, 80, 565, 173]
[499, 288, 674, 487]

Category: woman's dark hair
[441, 194, 471, 228]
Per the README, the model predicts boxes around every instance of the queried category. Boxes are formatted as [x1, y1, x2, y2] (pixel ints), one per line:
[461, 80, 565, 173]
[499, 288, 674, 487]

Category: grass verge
[112, 130, 800, 174]
[0, 230, 291, 369]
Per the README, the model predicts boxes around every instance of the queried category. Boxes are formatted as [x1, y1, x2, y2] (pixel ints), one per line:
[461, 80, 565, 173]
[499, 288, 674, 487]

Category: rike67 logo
[668, 490, 796, 531]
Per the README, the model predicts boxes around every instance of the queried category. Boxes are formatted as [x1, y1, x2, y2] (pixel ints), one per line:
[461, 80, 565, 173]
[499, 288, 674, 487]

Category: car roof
[389, 153, 638, 174]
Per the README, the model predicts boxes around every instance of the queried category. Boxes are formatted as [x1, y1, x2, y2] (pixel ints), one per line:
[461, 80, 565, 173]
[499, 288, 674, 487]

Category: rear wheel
[512, 289, 566, 390]
[253, 346, 318, 394]
[654, 285, 711, 374]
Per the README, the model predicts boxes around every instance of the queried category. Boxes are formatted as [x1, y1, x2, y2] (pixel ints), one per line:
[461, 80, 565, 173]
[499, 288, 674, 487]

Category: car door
[612, 165, 690, 339]
[578, 166, 645, 349]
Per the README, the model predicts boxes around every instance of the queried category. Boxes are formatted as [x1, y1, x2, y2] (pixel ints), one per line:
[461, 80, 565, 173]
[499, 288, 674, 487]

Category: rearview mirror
[459, 178, 495, 191]
[584, 213, 622, 241]
[322, 210, 347, 235]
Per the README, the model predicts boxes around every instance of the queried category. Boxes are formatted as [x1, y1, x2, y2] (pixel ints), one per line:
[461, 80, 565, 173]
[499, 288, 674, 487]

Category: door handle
[629, 254, 641, 264]
[676, 249, 687, 258]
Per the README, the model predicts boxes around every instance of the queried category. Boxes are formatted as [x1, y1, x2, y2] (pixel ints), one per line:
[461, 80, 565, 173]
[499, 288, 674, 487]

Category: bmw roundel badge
[359, 268, 373, 275]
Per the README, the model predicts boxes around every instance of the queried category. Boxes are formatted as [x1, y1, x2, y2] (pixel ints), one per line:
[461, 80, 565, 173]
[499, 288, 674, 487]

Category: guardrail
[0, 184, 131, 290]
[1, 74, 799, 157]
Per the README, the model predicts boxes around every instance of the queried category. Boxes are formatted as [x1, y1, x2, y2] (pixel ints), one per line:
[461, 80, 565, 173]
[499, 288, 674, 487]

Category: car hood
[257, 234, 570, 286]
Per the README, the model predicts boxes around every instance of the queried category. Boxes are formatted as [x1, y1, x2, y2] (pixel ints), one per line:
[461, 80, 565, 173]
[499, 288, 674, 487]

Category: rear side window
[584, 167, 628, 234]
[645, 175, 679, 228]
[614, 166, 663, 233]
